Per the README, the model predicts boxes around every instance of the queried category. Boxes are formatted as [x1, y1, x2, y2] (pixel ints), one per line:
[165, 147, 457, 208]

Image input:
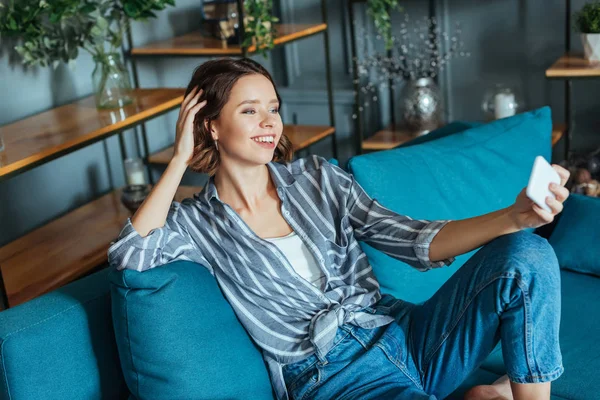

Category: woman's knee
[482, 231, 560, 280]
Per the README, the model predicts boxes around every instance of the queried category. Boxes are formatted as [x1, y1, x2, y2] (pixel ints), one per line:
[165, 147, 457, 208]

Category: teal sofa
[1, 107, 599, 400]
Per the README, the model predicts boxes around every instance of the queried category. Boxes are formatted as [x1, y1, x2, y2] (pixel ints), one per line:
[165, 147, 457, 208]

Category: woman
[108, 57, 570, 400]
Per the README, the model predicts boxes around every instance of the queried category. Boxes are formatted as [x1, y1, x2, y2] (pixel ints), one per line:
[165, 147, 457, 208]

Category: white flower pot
[581, 33, 600, 62]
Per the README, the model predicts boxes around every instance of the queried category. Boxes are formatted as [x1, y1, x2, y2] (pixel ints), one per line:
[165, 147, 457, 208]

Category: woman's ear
[205, 118, 218, 141]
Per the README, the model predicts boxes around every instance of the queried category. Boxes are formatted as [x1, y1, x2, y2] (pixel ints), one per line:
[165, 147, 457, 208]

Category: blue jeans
[281, 231, 564, 400]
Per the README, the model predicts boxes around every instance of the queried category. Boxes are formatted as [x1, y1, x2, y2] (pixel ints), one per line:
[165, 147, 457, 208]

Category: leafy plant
[574, 1, 600, 33]
[367, 0, 402, 50]
[242, 0, 278, 57]
[0, 0, 176, 69]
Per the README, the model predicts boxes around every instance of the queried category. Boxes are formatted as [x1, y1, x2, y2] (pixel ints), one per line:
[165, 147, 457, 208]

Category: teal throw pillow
[549, 194, 600, 277]
[109, 261, 274, 400]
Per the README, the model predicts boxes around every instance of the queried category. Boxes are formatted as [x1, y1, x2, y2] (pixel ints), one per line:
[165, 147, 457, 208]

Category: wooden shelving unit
[0, 185, 201, 309]
[0, 89, 184, 181]
[148, 125, 335, 165]
[0, 89, 187, 310]
[131, 23, 327, 56]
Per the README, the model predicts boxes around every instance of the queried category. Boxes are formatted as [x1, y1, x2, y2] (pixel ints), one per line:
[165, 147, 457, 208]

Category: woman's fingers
[551, 164, 570, 187]
[180, 86, 201, 117]
[182, 99, 207, 126]
[545, 195, 564, 214]
[532, 203, 554, 223]
[549, 183, 570, 202]
[183, 88, 203, 115]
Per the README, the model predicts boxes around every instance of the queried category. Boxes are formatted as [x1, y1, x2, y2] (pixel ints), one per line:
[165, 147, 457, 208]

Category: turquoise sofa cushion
[480, 270, 600, 400]
[548, 194, 600, 277]
[346, 107, 553, 303]
[0, 267, 128, 399]
[109, 261, 275, 400]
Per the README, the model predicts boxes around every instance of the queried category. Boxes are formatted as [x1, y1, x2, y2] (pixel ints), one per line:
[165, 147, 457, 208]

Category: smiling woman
[183, 58, 294, 177]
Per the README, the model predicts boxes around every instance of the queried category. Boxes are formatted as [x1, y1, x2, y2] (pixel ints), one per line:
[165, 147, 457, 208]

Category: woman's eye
[242, 108, 278, 114]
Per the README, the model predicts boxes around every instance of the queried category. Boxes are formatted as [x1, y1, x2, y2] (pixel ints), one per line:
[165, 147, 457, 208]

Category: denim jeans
[281, 231, 564, 400]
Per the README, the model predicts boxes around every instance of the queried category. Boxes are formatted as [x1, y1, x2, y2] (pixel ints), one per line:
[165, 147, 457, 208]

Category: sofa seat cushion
[480, 269, 600, 400]
[347, 107, 553, 302]
[109, 260, 275, 400]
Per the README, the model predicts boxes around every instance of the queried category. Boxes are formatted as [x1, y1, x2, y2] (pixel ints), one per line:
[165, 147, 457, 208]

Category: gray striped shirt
[107, 155, 454, 400]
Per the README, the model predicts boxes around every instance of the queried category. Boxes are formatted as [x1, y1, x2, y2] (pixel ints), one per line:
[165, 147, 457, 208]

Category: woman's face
[211, 73, 283, 166]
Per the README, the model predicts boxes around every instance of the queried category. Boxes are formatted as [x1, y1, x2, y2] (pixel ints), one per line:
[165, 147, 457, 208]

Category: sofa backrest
[0, 267, 128, 400]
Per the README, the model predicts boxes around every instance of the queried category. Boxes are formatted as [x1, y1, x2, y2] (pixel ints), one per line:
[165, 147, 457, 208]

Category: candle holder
[121, 184, 151, 213]
[482, 84, 523, 120]
[121, 158, 150, 213]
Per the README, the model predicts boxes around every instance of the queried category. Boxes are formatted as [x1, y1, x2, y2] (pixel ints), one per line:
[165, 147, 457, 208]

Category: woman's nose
[260, 113, 276, 128]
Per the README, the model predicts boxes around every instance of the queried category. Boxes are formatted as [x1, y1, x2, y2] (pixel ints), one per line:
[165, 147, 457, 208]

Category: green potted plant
[0, 0, 176, 109]
[367, 0, 402, 50]
[242, 0, 278, 57]
[574, 1, 600, 62]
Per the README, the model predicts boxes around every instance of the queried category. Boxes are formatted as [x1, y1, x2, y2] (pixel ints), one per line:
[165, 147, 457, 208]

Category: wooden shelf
[0, 88, 185, 181]
[362, 125, 423, 151]
[362, 122, 566, 152]
[149, 125, 335, 164]
[546, 53, 600, 78]
[552, 123, 566, 146]
[131, 23, 327, 56]
[0, 185, 202, 308]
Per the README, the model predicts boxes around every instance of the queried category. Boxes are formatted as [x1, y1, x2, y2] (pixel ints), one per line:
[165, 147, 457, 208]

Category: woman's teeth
[252, 136, 274, 143]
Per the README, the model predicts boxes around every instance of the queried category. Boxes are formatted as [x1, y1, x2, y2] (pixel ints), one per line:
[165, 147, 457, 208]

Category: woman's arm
[428, 206, 518, 263]
[107, 86, 212, 272]
[130, 156, 188, 237]
[430, 165, 571, 263]
[132, 86, 205, 237]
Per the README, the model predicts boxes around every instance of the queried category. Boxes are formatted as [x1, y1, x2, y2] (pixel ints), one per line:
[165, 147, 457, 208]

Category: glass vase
[92, 53, 133, 110]
[399, 77, 444, 134]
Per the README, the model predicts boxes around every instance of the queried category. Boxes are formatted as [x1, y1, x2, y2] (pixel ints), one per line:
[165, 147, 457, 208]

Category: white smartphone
[526, 156, 561, 213]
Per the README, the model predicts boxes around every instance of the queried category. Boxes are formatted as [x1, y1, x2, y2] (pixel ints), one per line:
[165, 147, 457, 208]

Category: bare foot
[464, 375, 513, 400]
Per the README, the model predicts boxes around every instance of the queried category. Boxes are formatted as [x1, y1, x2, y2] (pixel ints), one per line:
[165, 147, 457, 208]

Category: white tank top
[264, 231, 326, 290]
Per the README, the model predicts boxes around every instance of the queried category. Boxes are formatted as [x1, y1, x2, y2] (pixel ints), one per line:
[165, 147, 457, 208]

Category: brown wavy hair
[184, 58, 294, 176]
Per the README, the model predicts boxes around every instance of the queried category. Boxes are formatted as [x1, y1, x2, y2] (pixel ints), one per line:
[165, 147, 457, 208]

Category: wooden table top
[0, 88, 185, 180]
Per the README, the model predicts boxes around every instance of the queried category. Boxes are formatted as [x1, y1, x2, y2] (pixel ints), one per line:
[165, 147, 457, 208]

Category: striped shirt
[107, 155, 455, 400]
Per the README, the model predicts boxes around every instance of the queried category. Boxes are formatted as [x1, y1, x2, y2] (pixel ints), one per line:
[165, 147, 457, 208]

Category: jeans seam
[513, 276, 537, 380]
[287, 328, 352, 392]
[376, 333, 424, 391]
[422, 272, 521, 370]
[506, 364, 564, 384]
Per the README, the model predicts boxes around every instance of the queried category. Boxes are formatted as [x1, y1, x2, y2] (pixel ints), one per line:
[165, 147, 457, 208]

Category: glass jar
[482, 84, 523, 120]
[123, 158, 147, 186]
[92, 52, 133, 109]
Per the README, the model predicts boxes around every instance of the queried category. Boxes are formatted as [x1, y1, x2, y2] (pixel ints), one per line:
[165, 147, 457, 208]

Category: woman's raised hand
[174, 86, 207, 165]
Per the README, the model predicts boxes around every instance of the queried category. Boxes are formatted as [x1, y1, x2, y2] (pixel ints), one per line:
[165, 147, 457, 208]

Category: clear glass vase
[92, 53, 133, 109]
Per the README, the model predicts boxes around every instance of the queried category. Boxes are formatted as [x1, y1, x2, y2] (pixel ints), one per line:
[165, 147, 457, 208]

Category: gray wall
[1, 0, 599, 248]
